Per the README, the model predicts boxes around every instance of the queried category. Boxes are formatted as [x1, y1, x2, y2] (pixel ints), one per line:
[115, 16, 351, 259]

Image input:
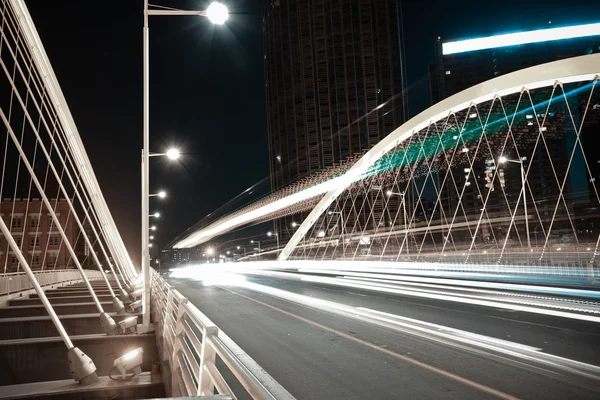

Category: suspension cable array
[0, 0, 140, 384]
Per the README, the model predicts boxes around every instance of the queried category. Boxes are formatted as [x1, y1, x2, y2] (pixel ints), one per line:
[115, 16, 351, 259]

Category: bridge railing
[150, 269, 294, 399]
[0, 269, 104, 298]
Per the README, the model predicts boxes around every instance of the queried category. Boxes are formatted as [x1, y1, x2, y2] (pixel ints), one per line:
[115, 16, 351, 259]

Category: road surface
[168, 270, 600, 399]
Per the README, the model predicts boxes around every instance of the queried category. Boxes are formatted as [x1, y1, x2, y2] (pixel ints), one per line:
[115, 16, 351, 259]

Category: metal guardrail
[0, 269, 104, 297]
[151, 269, 295, 399]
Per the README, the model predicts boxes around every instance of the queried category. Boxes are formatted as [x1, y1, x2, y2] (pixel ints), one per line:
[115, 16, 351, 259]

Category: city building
[263, 0, 408, 238]
[429, 22, 600, 103]
[0, 198, 78, 272]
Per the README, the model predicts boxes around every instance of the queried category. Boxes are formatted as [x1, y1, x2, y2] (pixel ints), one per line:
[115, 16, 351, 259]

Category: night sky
[25, 0, 600, 265]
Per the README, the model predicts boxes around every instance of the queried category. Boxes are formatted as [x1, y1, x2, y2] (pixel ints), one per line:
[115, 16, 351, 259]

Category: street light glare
[206, 2, 229, 25]
[386, 190, 393, 196]
[498, 156, 508, 164]
[151, 226, 157, 231]
[153, 212, 160, 218]
[207, 248, 214, 255]
[267, 231, 273, 237]
[166, 148, 180, 160]
[158, 191, 167, 198]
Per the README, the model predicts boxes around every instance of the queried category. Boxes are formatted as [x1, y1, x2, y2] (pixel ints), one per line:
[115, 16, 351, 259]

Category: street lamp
[141, 1, 229, 329]
[149, 191, 167, 198]
[498, 156, 530, 249]
[151, 212, 160, 218]
[250, 240, 261, 255]
[150, 226, 156, 231]
[205, 2, 229, 25]
[267, 231, 280, 250]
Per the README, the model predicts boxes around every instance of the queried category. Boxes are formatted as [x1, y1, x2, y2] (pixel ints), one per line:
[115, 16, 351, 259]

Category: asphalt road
[168, 272, 600, 399]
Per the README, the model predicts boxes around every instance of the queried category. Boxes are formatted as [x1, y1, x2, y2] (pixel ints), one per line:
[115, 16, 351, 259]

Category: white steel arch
[279, 54, 600, 260]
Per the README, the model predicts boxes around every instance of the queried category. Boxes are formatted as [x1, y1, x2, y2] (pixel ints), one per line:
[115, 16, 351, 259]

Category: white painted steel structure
[151, 269, 295, 399]
[171, 54, 600, 269]
[278, 54, 600, 261]
[8, 0, 136, 280]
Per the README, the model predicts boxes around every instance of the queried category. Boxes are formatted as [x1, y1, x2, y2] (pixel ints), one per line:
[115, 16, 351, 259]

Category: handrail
[150, 269, 295, 399]
[0, 269, 104, 297]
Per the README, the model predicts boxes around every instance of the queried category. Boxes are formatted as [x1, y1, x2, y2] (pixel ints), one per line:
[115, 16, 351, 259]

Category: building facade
[263, 0, 408, 238]
[0, 198, 77, 272]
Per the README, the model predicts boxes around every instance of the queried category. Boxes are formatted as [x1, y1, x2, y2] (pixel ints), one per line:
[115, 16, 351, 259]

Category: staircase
[0, 278, 164, 399]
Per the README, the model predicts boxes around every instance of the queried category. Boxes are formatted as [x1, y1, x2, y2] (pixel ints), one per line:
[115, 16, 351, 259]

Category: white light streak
[442, 22, 600, 55]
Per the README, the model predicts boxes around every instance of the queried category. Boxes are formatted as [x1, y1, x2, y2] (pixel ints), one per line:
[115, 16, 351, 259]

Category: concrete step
[0, 302, 117, 318]
[0, 313, 142, 340]
[0, 372, 163, 399]
[46, 286, 119, 293]
[9, 295, 115, 306]
[35, 290, 115, 298]
[0, 333, 158, 386]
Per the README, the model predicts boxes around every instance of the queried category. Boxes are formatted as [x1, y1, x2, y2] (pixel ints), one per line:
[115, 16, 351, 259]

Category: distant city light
[442, 22, 600, 55]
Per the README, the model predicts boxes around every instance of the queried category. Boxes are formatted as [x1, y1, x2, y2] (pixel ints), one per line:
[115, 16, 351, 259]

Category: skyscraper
[264, 0, 407, 188]
[263, 0, 407, 239]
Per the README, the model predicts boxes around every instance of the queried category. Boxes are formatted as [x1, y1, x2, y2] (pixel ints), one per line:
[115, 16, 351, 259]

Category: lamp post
[386, 190, 409, 255]
[142, 2, 228, 329]
[206, 248, 214, 263]
[267, 231, 279, 250]
[250, 240, 261, 257]
[499, 156, 530, 249]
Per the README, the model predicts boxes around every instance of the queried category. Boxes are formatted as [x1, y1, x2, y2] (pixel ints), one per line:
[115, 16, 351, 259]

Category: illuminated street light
[237, 246, 241, 250]
[207, 248, 214, 255]
[141, 0, 229, 328]
[149, 243, 153, 248]
[150, 226, 157, 231]
[498, 155, 530, 249]
[149, 190, 167, 198]
[206, 2, 229, 25]
[291, 222, 298, 228]
[166, 148, 180, 160]
[149, 236, 154, 240]
[151, 212, 160, 218]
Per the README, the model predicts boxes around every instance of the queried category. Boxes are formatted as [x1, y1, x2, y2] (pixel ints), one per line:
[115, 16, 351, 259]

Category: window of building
[47, 256, 56, 267]
[9, 255, 17, 266]
[11, 216, 22, 229]
[14, 236, 21, 247]
[31, 254, 40, 266]
[48, 236, 59, 247]
[30, 216, 40, 228]
[30, 236, 40, 248]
